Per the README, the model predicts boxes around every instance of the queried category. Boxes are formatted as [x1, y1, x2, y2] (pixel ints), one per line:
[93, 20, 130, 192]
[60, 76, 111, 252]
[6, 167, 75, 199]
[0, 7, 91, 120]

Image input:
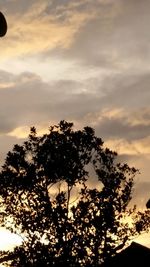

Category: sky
[0, 0, 149, 257]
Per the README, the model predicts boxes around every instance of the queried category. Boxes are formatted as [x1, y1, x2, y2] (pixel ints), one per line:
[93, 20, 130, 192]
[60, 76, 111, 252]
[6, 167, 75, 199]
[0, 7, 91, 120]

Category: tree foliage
[0, 120, 149, 266]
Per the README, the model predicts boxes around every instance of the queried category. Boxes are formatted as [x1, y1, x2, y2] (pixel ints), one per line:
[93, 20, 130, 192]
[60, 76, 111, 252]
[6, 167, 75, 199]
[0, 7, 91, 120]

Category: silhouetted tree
[0, 121, 149, 266]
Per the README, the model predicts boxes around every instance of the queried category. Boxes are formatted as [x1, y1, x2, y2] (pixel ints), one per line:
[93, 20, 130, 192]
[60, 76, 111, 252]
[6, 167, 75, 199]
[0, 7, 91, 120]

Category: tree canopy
[0, 120, 149, 266]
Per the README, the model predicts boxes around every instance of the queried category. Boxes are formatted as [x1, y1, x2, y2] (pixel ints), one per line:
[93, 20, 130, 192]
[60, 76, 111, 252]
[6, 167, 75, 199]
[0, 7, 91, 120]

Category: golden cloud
[127, 108, 150, 127]
[85, 107, 150, 129]
[0, 3, 96, 60]
[0, 82, 15, 89]
[7, 122, 56, 139]
[7, 126, 30, 139]
[105, 136, 150, 156]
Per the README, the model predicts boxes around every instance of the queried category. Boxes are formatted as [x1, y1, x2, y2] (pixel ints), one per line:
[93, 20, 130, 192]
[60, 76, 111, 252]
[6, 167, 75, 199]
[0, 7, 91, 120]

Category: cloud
[93, 109, 150, 141]
[0, 68, 149, 141]
[0, 0, 97, 60]
[131, 181, 150, 209]
[0, 69, 103, 136]
[105, 136, 150, 156]
[0, 0, 149, 249]
[40, 0, 150, 78]
[0, 0, 149, 201]
[2, 0, 150, 73]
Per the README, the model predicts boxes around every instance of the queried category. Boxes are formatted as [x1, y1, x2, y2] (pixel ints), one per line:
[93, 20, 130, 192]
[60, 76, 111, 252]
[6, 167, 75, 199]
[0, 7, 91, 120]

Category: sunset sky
[0, 0, 149, 256]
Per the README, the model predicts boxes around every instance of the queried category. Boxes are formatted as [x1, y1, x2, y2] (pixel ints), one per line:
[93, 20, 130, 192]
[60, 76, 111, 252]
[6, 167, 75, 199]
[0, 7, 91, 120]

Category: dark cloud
[2, 0, 36, 15]
[40, 0, 150, 73]
[102, 73, 150, 108]
[0, 70, 98, 134]
[45, 0, 106, 18]
[0, 69, 149, 142]
[72, 72, 150, 141]
[95, 118, 150, 141]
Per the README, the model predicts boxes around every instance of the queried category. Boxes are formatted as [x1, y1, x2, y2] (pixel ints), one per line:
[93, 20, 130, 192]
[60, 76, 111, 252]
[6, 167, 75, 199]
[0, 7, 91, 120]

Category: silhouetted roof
[102, 242, 150, 267]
